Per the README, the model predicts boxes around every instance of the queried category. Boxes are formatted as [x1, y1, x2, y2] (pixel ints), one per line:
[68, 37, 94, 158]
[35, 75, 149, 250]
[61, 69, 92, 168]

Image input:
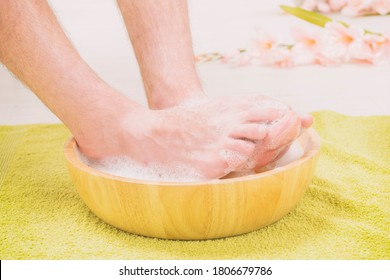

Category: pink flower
[364, 33, 390, 65]
[300, 0, 318, 11]
[269, 48, 295, 68]
[291, 26, 324, 64]
[317, 2, 332, 12]
[290, 25, 344, 66]
[251, 29, 277, 53]
[249, 29, 279, 65]
[220, 49, 241, 63]
[316, 54, 343, 66]
[374, 41, 390, 65]
[329, 0, 347, 11]
[248, 28, 294, 67]
[298, 0, 390, 15]
[341, 0, 374, 16]
[371, 0, 390, 15]
[364, 33, 387, 52]
[323, 22, 372, 61]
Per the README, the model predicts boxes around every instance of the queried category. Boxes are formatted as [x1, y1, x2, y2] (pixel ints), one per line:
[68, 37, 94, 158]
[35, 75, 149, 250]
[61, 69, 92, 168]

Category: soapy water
[273, 139, 305, 167]
[78, 148, 254, 182]
[77, 139, 305, 182]
[223, 138, 306, 178]
[77, 98, 307, 182]
[78, 151, 207, 182]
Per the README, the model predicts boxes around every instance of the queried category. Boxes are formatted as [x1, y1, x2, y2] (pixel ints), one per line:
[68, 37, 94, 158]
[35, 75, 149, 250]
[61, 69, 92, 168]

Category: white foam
[220, 149, 247, 174]
[273, 139, 305, 167]
[76, 97, 305, 182]
[77, 150, 207, 183]
[77, 141, 305, 182]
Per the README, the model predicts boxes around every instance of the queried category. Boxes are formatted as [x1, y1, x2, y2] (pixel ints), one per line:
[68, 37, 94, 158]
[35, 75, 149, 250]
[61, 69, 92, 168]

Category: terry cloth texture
[0, 111, 389, 260]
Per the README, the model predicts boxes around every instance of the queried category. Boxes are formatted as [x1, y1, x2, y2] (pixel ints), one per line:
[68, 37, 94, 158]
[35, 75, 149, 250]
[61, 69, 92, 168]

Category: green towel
[0, 111, 389, 259]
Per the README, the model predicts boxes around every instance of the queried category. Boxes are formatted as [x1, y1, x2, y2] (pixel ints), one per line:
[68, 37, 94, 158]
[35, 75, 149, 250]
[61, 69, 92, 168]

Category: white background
[0, 0, 389, 125]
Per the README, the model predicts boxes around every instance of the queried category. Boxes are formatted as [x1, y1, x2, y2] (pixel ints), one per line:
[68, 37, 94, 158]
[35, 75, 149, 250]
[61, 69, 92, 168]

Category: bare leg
[0, 0, 134, 145]
[117, 0, 312, 169]
[0, 0, 290, 179]
[117, 0, 204, 109]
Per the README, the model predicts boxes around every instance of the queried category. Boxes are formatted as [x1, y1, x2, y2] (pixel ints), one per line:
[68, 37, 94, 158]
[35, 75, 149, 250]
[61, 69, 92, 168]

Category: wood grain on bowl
[64, 129, 321, 240]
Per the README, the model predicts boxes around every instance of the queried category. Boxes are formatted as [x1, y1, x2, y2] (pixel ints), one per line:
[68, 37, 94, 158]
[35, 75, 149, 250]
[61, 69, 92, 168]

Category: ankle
[147, 87, 207, 109]
[72, 91, 143, 159]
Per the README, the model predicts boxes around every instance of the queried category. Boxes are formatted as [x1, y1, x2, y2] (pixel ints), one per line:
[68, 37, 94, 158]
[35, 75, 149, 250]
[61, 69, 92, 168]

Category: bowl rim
[64, 128, 321, 186]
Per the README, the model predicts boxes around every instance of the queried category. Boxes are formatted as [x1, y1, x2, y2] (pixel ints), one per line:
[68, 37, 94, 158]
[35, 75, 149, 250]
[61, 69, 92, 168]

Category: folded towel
[0, 111, 389, 259]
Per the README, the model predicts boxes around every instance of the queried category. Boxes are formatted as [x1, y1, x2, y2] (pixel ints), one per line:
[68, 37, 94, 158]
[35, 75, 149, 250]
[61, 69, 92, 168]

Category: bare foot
[244, 109, 302, 172]
[175, 96, 309, 174]
[76, 95, 295, 180]
[174, 95, 313, 173]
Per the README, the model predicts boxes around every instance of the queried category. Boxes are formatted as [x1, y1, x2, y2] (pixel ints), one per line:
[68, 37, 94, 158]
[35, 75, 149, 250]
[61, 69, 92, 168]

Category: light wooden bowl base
[64, 129, 321, 240]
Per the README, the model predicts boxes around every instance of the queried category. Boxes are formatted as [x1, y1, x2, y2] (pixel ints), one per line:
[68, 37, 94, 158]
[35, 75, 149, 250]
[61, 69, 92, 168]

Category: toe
[264, 110, 301, 149]
[240, 108, 285, 123]
[224, 139, 256, 156]
[229, 124, 268, 140]
[251, 145, 289, 171]
[300, 113, 313, 128]
[219, 149, 249, 174]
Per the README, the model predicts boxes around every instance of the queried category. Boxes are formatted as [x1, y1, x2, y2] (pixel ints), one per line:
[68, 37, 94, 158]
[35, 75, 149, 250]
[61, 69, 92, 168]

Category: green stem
[280, 5, 335, 27]
[279, 5, 381, 35]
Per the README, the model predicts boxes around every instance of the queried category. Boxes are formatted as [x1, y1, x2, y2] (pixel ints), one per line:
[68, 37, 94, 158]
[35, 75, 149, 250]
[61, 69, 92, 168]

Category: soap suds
[78, 138, 305, 182]
[78, 150, 207, 182]
[220, 149, 248, 174]
[224, 138, 306, 178]
[76, 99, 306, 182]
[272, 139, 305, 167]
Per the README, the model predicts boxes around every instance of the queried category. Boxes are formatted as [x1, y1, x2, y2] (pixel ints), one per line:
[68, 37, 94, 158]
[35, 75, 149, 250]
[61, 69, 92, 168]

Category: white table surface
[1, 0, 389, 125]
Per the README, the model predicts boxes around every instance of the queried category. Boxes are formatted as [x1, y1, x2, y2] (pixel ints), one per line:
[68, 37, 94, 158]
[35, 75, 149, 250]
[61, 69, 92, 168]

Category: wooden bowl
[64, 129, 321, 240]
